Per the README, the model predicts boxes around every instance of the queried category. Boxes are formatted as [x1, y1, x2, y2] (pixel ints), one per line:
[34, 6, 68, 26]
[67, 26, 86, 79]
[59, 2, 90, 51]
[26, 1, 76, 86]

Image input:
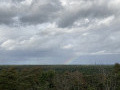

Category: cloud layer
[0, 0, 120, 64]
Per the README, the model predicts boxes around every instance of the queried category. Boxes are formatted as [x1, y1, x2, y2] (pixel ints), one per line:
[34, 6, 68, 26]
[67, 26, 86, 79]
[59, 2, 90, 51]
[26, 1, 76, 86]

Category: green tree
[114, 63, 120, 90]
[0, 68, 19, 90]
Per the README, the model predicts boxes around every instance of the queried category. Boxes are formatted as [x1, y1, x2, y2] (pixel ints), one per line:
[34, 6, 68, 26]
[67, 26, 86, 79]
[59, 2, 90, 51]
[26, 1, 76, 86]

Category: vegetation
[0, 64, 120, 90]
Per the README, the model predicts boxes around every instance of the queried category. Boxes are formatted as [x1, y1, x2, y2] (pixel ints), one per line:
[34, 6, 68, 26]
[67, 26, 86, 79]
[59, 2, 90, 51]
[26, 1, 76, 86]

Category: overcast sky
[0, 0, 120, 65]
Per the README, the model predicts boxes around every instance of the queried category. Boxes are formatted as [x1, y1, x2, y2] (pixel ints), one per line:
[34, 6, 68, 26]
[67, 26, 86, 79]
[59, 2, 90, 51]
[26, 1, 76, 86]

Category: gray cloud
[20, 0, 62, 24]
[0, 0, 120, 64]
[57, 0, 119, 27]
[0, 1, 17, 25]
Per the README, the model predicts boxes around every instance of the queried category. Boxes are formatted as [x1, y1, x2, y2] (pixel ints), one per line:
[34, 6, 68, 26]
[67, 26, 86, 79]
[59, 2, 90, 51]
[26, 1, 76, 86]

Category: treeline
[0, 64, 119, 90]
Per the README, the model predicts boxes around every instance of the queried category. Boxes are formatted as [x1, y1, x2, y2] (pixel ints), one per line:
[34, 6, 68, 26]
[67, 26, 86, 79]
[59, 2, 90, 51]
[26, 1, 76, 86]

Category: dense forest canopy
[0, 64, 120, 90]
